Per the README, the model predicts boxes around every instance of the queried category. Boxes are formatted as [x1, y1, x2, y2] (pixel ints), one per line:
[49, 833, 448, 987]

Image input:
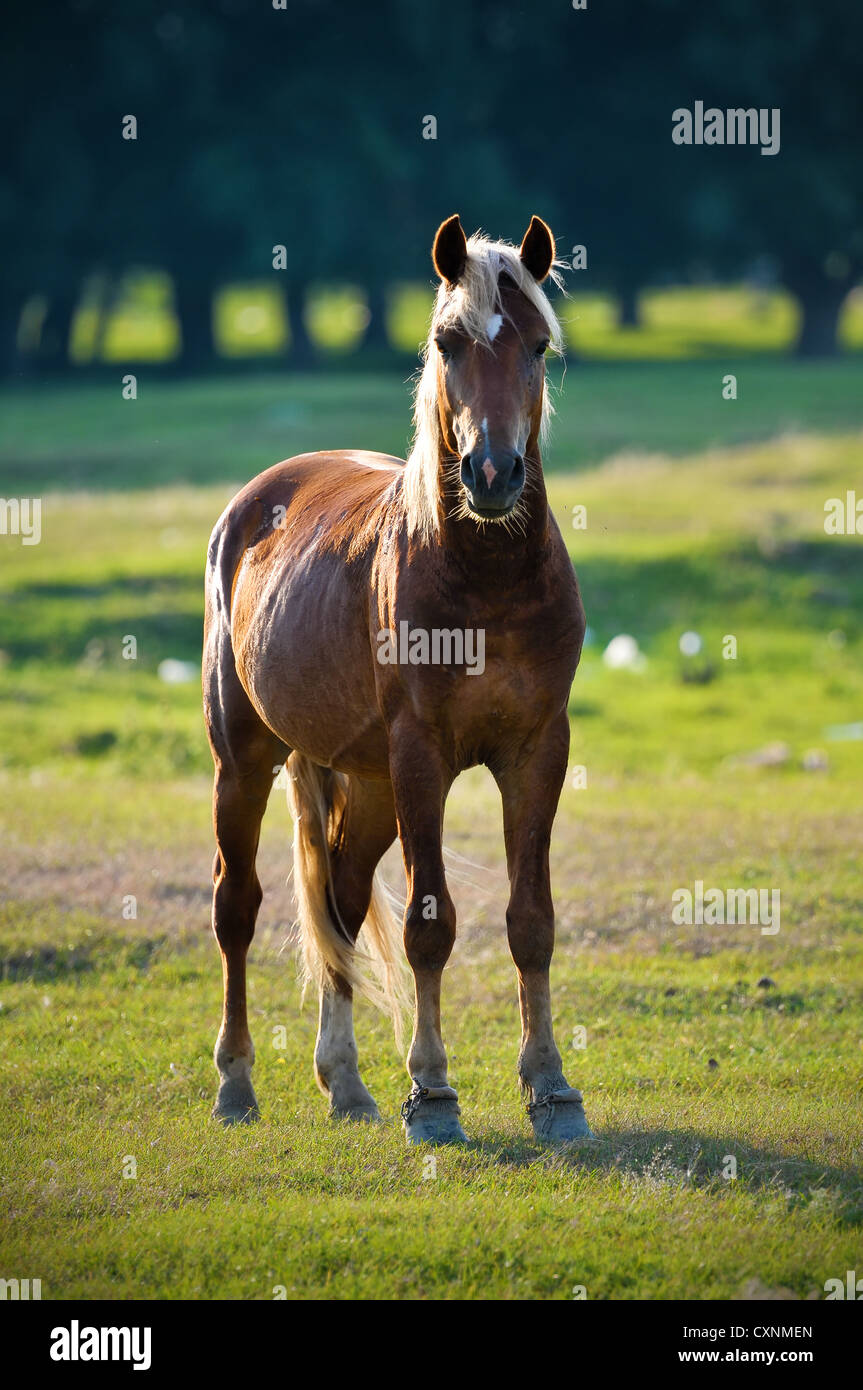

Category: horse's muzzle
[460, 450, 525, 519]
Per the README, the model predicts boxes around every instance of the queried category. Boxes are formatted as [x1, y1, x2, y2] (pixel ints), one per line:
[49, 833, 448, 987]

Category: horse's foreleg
[495, 712, 593, 1143]
[389, 721, 466, 1145]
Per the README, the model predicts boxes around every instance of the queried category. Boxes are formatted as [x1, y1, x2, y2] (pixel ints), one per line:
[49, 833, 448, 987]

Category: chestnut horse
[203, 214, 591, 1143]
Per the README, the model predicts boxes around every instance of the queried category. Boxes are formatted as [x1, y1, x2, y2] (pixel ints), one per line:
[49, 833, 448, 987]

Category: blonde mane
[402, 232, 565, 544]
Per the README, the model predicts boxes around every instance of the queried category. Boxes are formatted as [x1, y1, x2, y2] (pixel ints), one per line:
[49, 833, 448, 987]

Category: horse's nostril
[460, 451, 523, 497]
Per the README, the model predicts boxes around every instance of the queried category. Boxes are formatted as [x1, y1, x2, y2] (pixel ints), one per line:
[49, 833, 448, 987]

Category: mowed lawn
[1, 360, 862, 1299]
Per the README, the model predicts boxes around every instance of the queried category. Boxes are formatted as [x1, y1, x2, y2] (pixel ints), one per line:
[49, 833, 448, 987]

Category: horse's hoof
[213, 1103, 260, 1126]
[330, 1102, 382, 1124]
[212, 1078, 260, 1126]
[405, 1112, 469, 1145]
[402, 1084, 468, 1145]
[528, 1087, 594, 1143]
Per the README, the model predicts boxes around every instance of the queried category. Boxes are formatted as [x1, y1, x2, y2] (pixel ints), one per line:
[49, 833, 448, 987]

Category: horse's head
[428, 214, 559, 523]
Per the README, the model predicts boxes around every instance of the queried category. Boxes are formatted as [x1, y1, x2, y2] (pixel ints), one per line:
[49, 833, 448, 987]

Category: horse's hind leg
[206, 653, 287, 1125]
[314, 775, 399, 1121]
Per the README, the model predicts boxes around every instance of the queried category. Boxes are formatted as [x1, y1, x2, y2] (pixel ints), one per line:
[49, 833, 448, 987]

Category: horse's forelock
[404, 233, 564, 544]
[435, 234, 564, 350]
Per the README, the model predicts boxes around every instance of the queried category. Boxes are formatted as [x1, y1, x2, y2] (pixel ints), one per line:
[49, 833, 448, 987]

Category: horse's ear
[520, 215, 555, 283]
[432, 214, 468, 286]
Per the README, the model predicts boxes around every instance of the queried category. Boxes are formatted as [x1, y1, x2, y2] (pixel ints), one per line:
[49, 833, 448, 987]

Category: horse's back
[205, 449, 404, 773]
[206, 450, 403, 622]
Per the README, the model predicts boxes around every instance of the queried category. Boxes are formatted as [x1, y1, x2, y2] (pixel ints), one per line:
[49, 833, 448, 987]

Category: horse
[203, 213, 592, 1144]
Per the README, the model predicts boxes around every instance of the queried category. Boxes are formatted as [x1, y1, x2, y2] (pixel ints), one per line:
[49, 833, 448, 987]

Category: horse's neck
[435, 445, 551, 572]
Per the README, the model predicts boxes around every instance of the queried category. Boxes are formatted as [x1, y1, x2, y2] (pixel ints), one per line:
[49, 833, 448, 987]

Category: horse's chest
[448, 661, 538, 739]
[395, 636, 568, 768]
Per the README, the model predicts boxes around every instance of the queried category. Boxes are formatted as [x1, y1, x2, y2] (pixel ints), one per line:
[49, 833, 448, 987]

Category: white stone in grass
[602, 634, 646, 672]
[157, 659, 199, 685]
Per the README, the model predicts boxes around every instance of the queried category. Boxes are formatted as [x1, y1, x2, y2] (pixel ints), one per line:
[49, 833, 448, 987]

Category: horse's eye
[434, 337, 452, 361]
[535, 339, 550, 357]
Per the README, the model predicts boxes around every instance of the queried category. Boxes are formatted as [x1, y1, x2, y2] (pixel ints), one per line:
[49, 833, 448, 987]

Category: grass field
[1, 356, 862, 1299]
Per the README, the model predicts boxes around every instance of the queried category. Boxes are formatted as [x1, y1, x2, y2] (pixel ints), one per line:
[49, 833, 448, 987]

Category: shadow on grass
[465, 1127, 863, 1225]
[4, 536, 861, 676]
[577, 539, 863, 649]
[0, 933, 171, 982]
[2, 574, 204, 665]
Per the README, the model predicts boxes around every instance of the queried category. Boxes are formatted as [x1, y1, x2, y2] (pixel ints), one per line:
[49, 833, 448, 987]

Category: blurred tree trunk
[790, 273, 854, 358]
[284, 281, 314, 366]
[617, 282, 641, 328]
[361, 283, 391, 351]
[92, 275, 120, 362]
[37, 289, 77, 371]
[0, 290, 22, 378]
[174, 281, 216, 371]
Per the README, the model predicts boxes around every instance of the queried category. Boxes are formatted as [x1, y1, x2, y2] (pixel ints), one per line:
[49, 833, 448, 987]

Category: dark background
[2, 0, 862, 376]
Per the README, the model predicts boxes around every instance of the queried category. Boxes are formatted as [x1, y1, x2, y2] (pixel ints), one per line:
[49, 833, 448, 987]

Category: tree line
[2, 0, 861, 376]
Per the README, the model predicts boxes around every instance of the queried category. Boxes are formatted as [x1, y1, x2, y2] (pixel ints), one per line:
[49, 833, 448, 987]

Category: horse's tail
[286, 752, 407, 1048]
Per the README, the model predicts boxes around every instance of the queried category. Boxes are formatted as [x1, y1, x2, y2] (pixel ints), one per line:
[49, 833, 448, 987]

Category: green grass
[561, 285, 863, 358]
[3, 357, 863, 495]
[1, 774, 861, 1299]
[0, 362, 862, 1299]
